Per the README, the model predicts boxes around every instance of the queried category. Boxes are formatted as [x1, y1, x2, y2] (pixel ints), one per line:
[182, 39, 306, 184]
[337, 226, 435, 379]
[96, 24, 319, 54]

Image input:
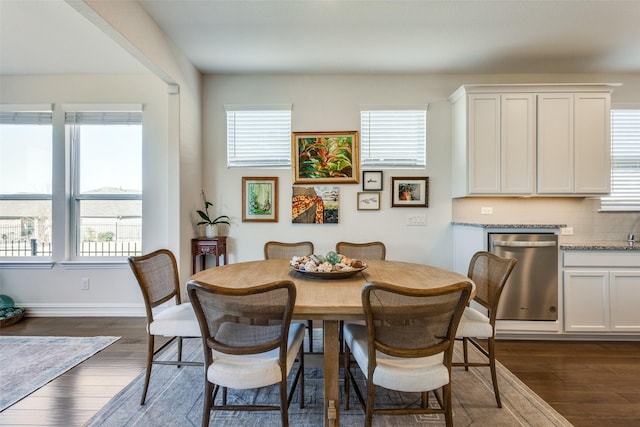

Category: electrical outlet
[480, 207, 493, 215]
[81, 278, 90, 290]
[560, 227, 574, 236]
[406, 215, 427, 226]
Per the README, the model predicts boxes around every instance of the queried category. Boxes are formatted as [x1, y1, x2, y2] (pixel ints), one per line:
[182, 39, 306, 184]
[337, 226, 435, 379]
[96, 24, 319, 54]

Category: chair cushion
[344, 323, 449, 393]
[149, 303, 201, 337]
[206, 322, 305, 389]
[455, 306, 494, 338]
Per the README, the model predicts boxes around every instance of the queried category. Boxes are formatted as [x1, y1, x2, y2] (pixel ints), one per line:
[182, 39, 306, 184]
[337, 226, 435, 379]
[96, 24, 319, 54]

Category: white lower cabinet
[563, 252, 640, 333]
[610, 271, 640, 331]
[564, 270, 609, 332]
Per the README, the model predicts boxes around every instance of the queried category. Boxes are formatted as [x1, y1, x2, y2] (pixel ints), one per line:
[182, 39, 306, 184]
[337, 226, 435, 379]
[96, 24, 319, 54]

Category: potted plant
[197, 191, 230, 238]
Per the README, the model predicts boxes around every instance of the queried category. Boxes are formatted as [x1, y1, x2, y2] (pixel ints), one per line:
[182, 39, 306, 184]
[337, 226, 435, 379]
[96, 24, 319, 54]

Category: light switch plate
[406, 215, 427, 226]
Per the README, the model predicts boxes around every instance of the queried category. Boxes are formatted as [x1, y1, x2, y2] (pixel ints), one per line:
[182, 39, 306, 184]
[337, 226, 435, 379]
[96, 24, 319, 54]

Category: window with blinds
[360, 110, 426, 167]
[226, 107, 292, 167]
[65, 106, 143, 257]
[0, 106, 53, 257]
[601, 109, 640, 211]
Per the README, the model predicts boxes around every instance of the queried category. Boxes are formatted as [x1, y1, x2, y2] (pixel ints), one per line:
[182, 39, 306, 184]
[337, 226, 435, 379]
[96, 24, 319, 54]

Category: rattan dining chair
[343, 281, 472, 427]
[335, 241, 386, 352]
[187, 280, 305, 427]
[264, 240, 316, 352]
[335, 241, 386, 261]
[453, 251, 518, 408]
[128, 249, 202, 405]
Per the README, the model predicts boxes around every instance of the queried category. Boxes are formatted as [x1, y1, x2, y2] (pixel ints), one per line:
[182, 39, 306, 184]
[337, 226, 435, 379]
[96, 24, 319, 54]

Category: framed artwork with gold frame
[292, 131, 359, 184]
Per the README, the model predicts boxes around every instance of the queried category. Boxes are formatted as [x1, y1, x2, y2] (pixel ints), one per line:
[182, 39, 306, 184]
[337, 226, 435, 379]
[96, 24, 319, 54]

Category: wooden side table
[191, 236, 227, 274]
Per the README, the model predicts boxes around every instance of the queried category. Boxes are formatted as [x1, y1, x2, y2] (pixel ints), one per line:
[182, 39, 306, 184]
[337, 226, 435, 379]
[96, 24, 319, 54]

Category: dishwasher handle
[492, 240, 557, 248]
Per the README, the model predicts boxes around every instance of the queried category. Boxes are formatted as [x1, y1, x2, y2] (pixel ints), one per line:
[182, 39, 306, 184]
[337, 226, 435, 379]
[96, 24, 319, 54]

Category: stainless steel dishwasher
[488, 233, 558, 321]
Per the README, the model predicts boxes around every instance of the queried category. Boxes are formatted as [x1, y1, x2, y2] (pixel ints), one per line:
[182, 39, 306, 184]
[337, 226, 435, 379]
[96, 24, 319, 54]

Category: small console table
[191, 236, 227, 274]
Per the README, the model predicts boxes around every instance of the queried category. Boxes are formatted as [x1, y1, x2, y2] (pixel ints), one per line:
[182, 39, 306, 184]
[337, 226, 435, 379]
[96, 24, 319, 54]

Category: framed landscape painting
[242, 177, 278, 222]
[292, 131, 359, 184]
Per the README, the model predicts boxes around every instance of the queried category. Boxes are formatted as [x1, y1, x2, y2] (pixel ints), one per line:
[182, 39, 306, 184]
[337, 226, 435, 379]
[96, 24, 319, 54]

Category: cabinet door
[564, 270, 609, 332]
[468, 94, 500, 194]
[501, 94, 536, 194]
[574, 93, 611, 194]
[537, 93, 574, 194]
[609, 271, 640, 331]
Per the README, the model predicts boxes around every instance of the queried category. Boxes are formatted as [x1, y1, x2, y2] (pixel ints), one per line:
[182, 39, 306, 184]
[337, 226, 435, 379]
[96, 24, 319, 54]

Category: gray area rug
[0, 335, 120, 411]
[87, 337, 571, 427]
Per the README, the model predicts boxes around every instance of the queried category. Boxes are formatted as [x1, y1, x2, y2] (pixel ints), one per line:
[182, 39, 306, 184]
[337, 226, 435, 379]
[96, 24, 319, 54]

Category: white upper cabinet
[451, 84, 616, 197]
[538, 92, 611, 194]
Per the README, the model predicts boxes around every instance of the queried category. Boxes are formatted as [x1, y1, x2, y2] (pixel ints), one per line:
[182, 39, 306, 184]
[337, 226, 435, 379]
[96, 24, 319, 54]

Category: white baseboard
[20, 303, 145, 317]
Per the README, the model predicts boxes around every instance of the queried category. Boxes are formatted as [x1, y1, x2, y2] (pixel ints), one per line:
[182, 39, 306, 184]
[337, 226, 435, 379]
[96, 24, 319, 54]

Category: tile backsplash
[452, 197, 640, 242]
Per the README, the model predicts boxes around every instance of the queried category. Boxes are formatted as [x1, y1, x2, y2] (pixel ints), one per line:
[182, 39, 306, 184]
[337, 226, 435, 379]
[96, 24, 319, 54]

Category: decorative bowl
[290, 264, 367, 280]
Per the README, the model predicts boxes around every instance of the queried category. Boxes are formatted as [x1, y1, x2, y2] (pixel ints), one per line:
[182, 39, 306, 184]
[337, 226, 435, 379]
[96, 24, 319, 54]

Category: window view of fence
[0, 220, 142, 257]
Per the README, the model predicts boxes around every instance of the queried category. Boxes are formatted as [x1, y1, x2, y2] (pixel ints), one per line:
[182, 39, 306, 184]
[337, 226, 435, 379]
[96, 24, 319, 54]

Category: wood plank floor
[1, 317, 639, 426]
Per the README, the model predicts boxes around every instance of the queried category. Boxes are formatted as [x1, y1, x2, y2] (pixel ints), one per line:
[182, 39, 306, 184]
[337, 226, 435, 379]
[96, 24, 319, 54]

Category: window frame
[0, 105, 53, 259]
[601, 106, 640, 212]
[225, 105, 292, 168]
[65, 105, 143, 259]
[359, 107, 427, 168]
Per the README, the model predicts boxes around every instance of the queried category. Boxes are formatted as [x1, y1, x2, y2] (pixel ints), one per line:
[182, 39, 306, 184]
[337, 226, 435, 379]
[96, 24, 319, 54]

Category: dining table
[189, 258, 474, 427]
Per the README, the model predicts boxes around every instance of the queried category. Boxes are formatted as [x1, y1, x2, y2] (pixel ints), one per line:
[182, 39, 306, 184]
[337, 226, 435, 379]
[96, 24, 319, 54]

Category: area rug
[86, 338, 571, 427]
[0, 335, 120, 411]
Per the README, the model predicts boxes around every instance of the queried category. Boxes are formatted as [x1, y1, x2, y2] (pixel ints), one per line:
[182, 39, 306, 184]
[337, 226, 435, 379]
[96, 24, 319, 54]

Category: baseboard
[20, 303, 145, 317]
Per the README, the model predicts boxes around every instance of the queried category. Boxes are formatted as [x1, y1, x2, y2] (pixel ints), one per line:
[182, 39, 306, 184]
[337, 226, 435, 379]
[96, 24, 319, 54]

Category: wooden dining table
[190, 258, 474, 427]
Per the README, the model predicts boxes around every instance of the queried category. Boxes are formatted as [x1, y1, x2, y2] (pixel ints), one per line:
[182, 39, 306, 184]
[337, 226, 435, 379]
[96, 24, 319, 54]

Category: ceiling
[2, 0, 640, 76]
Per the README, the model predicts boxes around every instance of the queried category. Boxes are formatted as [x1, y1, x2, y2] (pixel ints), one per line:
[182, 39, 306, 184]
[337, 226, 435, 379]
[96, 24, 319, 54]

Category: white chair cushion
[455, 306, 494, 338]
[344, 323, 449, 393]
[206, 322, 305, 390]
[149, 302, 201, 337]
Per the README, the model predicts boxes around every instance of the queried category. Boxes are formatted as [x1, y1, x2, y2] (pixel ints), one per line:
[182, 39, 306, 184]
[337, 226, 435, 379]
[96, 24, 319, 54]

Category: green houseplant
[197, 191, 230, 237]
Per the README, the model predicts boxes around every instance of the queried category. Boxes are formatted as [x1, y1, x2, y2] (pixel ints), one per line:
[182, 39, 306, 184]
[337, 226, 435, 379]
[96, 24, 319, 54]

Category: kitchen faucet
[628, 214, 640, 242]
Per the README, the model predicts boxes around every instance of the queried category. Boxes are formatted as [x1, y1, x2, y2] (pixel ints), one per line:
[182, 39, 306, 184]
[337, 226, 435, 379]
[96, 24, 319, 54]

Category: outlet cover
[81, 278, 90, 290]
[480, 207, 493, 215]
[560, 227, 574, 235]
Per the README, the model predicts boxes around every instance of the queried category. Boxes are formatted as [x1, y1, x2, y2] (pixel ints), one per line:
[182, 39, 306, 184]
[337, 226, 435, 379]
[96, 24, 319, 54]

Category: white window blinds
[226, 107, 292, 167]
[601, 109, 640, 211]
[360, 109, 426, 167]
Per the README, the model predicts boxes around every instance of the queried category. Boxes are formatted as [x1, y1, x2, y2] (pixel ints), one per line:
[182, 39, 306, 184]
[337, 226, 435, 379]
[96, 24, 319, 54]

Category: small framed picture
[362, 170, 383, 191]
[357, 192, 380, 210]
[242, 177, 278, 222]
[391, 177, 429, 207]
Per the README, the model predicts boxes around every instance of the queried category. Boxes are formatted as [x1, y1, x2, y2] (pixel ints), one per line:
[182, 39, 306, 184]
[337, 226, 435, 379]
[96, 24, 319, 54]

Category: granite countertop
[452, 222, 565, 229]
[560, 240, 640, 251]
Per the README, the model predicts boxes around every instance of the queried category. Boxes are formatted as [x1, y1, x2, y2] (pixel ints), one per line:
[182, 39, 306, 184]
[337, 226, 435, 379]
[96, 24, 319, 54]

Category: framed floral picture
[362, 170, 383, 191]
[292, 131, 359, 184]
[242, 177, 278, 222]
[357, 192, 380, 210]
[391, 176, 429, 207]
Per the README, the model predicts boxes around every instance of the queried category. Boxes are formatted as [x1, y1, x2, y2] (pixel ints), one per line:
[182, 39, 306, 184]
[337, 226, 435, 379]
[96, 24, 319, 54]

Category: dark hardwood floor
[1, 317, 639, 426]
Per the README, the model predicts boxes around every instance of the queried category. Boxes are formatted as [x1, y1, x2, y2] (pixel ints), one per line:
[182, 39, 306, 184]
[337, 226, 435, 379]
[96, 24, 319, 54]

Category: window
[360, 109, 426, 167]
[66, 108, 142, 257]
[226, 106, 291, 167]
[0, 106, 53, 257]
[601, 108, 640, 211]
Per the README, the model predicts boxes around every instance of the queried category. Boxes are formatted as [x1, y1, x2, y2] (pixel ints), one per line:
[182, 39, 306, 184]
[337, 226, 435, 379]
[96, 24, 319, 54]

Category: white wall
[202, 73, 640, 269]
[2, 72, 639, 316]
[0, 74, 172, 315]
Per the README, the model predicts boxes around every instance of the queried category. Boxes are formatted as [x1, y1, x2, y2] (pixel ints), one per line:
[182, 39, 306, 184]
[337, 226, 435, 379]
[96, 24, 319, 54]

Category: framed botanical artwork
[357, 192, 380, 210]
[362, 170, 383, 191]
[391, 176, 429, 207]
[292, 131, 359, 184]
[242, 177, 278, 222]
